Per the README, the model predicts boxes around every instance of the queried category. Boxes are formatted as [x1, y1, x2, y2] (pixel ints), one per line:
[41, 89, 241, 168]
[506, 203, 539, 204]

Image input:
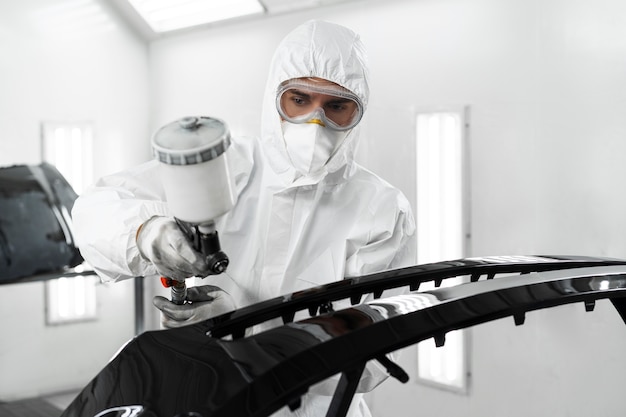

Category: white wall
[148, 0, 626, 416]
[2, 0, 626, 413]
[0, 0, 151, 400]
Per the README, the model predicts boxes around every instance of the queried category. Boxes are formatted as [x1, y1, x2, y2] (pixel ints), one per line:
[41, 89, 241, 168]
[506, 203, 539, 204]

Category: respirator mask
[276, 78, 363, 175]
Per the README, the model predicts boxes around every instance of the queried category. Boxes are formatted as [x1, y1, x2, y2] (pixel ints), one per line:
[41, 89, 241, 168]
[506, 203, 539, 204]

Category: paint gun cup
[152, 116, 235, 304]
[151, 116, 236, 228]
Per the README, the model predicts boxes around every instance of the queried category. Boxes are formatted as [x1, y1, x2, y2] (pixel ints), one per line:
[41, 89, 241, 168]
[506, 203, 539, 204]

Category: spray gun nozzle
[160, 277, 187, 305]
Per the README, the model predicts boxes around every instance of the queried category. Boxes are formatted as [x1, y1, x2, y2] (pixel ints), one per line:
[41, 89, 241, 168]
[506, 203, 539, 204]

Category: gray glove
[136, 216, 210, 280]
[153, 285, 236, 328]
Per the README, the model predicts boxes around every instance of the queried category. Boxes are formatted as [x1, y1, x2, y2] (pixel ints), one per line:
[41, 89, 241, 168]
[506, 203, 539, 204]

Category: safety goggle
[276, 79, 363, 131]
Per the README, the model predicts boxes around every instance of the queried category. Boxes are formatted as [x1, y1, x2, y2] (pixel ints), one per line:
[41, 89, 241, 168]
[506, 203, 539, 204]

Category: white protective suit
[72, 20, 416, 417]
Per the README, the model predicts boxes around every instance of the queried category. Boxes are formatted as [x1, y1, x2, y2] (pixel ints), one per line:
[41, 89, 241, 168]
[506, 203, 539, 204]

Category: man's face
[276, 77, 363, 131]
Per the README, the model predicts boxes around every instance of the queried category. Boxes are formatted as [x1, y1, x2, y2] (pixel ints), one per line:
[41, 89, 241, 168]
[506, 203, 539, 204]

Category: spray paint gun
[151, 116, 236, 304]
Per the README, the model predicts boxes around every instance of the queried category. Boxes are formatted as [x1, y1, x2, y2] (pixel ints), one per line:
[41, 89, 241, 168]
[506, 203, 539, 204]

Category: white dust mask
[281, 121, 349, 176]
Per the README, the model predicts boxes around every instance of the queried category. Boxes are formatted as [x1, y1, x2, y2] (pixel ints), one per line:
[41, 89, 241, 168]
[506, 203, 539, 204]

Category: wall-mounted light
[45, 267, 98, 324]
[41, 121, 94, 194]
[42, 121, 97, 324]
[415, 107, 471, 393]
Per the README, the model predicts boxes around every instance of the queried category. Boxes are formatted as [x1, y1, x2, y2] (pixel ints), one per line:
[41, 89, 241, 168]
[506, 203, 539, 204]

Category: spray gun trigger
[160, 277, 187, 305]
[160, 277, 176, 288]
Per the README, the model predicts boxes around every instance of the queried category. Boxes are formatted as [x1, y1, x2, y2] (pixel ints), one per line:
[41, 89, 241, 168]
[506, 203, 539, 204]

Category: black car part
[0, 162, 83, 284]
[61, 255, 626, 417]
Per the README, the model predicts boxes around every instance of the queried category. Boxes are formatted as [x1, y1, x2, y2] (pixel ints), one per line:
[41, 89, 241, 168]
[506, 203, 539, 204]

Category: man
[73, 19, 416, 417]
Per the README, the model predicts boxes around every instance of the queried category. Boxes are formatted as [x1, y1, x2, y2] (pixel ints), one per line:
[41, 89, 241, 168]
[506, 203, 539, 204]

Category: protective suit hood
[261, 20, 370, 184]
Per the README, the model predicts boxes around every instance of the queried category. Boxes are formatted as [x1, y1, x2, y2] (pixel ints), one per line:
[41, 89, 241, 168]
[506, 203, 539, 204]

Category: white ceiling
[107, 0, 360, 40]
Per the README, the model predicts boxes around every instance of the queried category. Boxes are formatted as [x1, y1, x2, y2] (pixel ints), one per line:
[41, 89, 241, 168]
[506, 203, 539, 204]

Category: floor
[0, 398, 61, 417]
[0, 391, 77, 417]
[41, 391, 78, 411]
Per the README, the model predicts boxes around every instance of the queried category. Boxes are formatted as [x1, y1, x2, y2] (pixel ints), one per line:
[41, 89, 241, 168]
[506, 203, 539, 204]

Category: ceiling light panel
[259, 0, 320, 14]
[127, 0, 265, 33]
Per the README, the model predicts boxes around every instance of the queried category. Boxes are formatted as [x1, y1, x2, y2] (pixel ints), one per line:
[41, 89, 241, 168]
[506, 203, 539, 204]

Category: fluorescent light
[46, 275, 98, 324]
[417, 328, 468, 391]
[127, 0, 265, 33]
[42, 122, 94, 194]
[416, 110, 466, 263]
[415, 108, 470, 394]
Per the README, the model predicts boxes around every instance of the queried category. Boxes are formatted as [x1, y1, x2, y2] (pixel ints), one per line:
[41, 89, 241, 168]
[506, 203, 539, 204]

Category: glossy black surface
[0, 162, 83, 284]
[204, 255, 626, 338]
[62, 257, 626, 417]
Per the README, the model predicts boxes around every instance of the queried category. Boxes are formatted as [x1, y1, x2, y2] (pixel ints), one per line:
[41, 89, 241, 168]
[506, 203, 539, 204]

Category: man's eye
[292, 97, 306, 105]
[327, 103, 346, 112]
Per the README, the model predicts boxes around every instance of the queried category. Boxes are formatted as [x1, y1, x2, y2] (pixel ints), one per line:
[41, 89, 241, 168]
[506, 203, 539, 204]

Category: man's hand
[136, 216, 210, 280]
[153, 285, 236, 328]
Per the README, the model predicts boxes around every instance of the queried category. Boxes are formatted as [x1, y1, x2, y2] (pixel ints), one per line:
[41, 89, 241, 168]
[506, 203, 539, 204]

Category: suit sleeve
[72, 137, 255, 283]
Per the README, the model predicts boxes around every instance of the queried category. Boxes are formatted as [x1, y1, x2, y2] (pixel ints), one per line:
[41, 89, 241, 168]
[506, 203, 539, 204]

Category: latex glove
[153, 285, 236, 328]
[136, 216, 210, 280]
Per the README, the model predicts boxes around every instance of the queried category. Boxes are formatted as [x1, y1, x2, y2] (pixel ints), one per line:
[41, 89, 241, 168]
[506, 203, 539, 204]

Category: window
[415, 108, 471, 393]
[42, 121, 97, 324]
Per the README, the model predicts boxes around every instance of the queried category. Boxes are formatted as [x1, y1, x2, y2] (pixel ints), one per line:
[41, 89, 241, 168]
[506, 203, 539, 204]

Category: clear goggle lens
[276, 81, 363, 131]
